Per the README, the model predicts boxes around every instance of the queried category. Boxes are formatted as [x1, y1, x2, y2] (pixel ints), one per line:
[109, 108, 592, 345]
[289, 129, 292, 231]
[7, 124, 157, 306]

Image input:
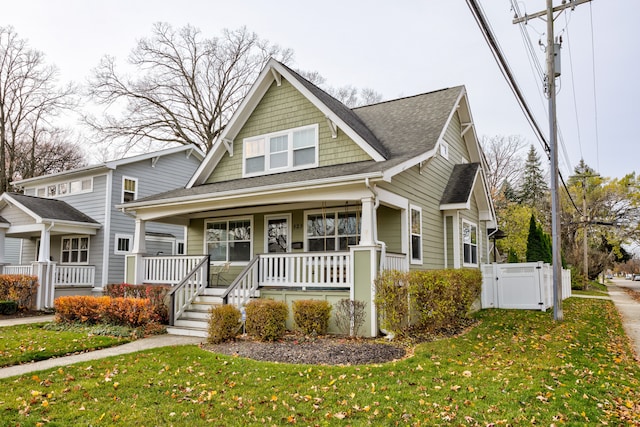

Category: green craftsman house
[121, 59, 496, 337]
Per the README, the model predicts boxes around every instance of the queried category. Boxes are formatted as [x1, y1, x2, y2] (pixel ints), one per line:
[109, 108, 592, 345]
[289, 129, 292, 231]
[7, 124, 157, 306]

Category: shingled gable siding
[377, 111, 469, 270]
[206, 78, 372, 184]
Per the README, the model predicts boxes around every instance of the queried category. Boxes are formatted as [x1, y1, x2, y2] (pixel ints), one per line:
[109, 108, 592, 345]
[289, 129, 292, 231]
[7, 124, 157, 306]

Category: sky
[3, 0, 639, 180]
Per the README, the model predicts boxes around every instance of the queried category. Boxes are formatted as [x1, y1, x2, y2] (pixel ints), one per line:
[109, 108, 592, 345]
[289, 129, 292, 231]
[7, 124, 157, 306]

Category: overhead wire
[465, 0, 582, 214]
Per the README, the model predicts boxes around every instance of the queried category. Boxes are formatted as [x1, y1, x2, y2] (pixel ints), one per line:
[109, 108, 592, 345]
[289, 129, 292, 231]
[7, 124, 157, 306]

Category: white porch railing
[259, 251, 351, 288]
[382, 252, 408, 272]
[55, 265, 95, 286]
[2, 265, 33, 275]
[143, 255, 205, 286]
[168, 256, 210, 325]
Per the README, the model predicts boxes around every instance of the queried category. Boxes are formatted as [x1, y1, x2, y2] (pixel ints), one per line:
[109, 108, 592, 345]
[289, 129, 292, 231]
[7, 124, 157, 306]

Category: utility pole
[514, 0, 592, 321]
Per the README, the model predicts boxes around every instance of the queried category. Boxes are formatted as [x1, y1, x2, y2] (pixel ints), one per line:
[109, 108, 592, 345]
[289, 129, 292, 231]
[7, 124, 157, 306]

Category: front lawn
[0, 298, 638, 426]
[0, 323, 133, 367]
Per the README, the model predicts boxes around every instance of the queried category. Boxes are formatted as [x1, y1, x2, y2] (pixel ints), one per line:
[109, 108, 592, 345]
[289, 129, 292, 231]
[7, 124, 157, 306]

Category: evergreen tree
[519, 145, 549, 211]
[526, 214, 553, 263]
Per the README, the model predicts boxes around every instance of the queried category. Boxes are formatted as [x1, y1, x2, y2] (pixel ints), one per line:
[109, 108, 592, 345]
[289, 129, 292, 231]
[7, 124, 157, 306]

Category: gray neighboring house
[0, 145, 203, 308]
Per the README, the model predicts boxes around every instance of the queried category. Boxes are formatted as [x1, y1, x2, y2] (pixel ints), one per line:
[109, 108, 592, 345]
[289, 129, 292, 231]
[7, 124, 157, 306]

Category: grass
[0, 298, 638, 426]
[0, 323, 133, 368]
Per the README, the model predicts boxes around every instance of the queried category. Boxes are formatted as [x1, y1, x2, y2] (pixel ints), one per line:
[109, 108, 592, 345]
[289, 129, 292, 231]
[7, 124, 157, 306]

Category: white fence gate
[481, 262, 571, 311]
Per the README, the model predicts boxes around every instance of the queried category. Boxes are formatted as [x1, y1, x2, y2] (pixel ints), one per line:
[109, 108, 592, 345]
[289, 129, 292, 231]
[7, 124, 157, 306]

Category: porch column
[131, 219, 146, 285]
[0, 227, 5, 265]
[359, 196, 376, 246]
[350, 245, 379, 337]
[38, 224, 52, 262]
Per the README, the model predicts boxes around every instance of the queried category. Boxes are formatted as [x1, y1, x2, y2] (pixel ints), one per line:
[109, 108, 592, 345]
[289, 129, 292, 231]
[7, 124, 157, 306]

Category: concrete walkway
[608, 278, 640, 361]
[0, 319, 203, 379]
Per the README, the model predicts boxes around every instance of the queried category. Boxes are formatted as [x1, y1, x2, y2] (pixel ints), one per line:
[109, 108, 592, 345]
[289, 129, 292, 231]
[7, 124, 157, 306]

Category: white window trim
[34, 177, 93, 198]
[303, 208, 361, 252]
[114, 234, 133, 255]
[242, 124, 319, 177]
[204, 216, 253, 265]
[122, 176, 138, 203]
[440, 141, 449, 159]
[410, 205, 423, 265]
[462, 220, 478, 267]
[175, 239, 185, 255]
[60, 235, 90, 265]
[264, 214, 292, 253]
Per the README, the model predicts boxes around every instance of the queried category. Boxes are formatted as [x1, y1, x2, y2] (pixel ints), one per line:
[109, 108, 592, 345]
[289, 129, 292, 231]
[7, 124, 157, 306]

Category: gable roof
[12, 144, 204, 188]
[1, 193, 100, 225]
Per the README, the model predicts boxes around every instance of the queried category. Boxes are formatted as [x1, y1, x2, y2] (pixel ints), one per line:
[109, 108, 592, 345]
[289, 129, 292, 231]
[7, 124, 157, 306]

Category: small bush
[333, 299, 367, 337]
[374, 270, 410, 336]
[292, 299, 332, 335]
[105, 297, 155, 328]
[208, 305, 241, 344]
[0, 300, 18, 315]
[245, 299, 288, 342]
[54, 296, 110, 324]
[105, 283, 169, 324]
[0, 275, 38, 310]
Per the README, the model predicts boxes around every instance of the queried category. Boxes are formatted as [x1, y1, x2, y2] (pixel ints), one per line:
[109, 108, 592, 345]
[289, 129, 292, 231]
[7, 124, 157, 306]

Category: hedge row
[105, 283, 169, 323]
[54, 295, 160, 328]
[0, 275, 38, 310]
[374, 269, 482, 336]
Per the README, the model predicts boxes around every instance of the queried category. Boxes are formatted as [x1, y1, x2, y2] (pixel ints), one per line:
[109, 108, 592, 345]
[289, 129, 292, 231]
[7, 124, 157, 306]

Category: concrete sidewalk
[607, 278, 640, 361]
[0, 319, 203, 379]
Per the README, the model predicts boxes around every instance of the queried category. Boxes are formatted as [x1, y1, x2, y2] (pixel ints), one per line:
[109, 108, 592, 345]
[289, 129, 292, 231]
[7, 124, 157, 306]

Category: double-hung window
[114, 234, 132, 255]
[61, 236, 89, 263]
[244, 124, 318, 176]
[306, 211, 360, 252]
[205, 218, 252, 263]
[122, 177, 137, 202]
[463, 221, 478, 265]
[410, 206, 422, 264]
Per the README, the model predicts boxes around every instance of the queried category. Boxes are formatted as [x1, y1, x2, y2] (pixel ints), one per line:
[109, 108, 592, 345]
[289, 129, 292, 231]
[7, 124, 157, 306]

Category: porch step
[166, 325, 208, 338]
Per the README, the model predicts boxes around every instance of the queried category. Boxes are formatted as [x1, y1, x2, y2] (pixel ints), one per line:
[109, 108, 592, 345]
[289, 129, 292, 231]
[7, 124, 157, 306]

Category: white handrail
[168, 256, 210, 325]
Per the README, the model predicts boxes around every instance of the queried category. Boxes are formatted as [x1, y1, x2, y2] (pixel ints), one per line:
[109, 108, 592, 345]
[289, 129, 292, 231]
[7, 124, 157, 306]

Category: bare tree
[480, 135, 527, 200]
[85, 24, 294, 154]
[297, 70, 383, 108]
[0, 26, 78, 192]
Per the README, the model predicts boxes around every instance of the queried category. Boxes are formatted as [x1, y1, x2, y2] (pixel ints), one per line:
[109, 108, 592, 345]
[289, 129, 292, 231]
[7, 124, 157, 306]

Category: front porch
[128, 250, 408, 337]
[0, 263, 95, 309]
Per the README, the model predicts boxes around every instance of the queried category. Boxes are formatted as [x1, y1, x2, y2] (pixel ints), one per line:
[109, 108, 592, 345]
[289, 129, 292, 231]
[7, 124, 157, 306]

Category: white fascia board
[376, 187, 409, 210]
[0, 194, 43, 223]
[12, 165, 108, 188]
[188, 62, 278, 187]
[105, 144, 205, 169]
[382, 147, 438, 181]
[440, 202, 470, 211]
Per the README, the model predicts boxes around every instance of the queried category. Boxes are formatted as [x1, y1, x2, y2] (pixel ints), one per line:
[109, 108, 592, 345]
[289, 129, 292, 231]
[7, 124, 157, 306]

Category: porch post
[350, 245, 379, 337]
[34, 224, 55, 310]
[131, 219, 146, 285]
[0, 227, 5, 265]
[359, 197, 376, 246]
[38, 224, 52, 262]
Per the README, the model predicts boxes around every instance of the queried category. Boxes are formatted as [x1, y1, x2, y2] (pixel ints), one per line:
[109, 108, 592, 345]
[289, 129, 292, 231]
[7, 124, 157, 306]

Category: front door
[264, 215, 290, 282]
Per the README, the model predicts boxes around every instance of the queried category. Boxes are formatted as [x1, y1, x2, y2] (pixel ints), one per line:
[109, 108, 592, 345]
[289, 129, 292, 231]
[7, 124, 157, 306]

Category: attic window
[243, 124, 318, 177]
[440, 142, 449, 159]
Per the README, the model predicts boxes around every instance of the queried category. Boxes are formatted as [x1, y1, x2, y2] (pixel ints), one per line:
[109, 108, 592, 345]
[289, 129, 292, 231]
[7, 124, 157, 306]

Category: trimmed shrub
[374, 269, 482, 337]
[292, 299, 332, 335]
[374, 270, 410, 336]
[0, 300, 18, 315]
[0, 275, 38, 310]
[245, 299, 288, 342]
[105, 283, 169, 324]
[104, 297, 155, 328]
[54, 296, 110, 324]
[333, 298, 367, 337]
[208, 305, 241, 344]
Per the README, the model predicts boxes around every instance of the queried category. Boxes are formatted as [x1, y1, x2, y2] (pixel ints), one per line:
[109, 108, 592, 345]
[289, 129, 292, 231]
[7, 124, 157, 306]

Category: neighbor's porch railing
[55, 265, 95, 286]
[143, 255, 205, 286]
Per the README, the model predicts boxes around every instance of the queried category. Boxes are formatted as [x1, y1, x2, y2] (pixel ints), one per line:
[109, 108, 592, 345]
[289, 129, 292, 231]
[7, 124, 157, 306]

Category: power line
[588, 2, 601, 172]
[465, 0, 582, 215]
[563, 12, 584, 160]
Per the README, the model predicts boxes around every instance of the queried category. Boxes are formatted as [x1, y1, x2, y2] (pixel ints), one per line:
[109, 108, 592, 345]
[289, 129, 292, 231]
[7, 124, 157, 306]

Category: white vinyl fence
[481, 262, 571, 311]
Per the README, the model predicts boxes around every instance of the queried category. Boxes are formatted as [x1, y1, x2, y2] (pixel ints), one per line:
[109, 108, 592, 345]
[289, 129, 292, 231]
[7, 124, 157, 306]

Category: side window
[410, 205, 422, 264]
[61, 236, 89, 264]
[463, 221, 478, 266]
[122, 177, 138, 202]
[115, 234, 132, 255]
